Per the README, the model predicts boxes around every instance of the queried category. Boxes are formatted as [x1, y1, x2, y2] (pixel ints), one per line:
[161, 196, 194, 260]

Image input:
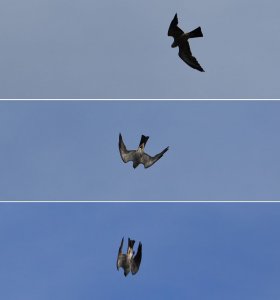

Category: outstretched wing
[178, 41, 204, 72]
[117, 237, 124, 270]
[168, 13, 184, 38]
[119, 134, 136, 163]
[140, 147, 169, 169]
[131, 242, 142, 275]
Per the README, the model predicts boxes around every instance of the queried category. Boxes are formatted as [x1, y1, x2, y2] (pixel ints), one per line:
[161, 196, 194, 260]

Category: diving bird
[168, 13, 204, 72]
[117, 237, 142, 276]
[119, 133, 169, 169]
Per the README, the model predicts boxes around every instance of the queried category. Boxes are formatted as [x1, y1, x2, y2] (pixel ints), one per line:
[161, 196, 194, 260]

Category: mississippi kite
[119, 133, 169, 169]
[168, 13, 204, 72]
[117, 237, 142, 276]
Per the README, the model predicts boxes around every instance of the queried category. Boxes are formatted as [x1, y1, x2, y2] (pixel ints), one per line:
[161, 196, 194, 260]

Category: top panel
[0, 0, 279, 98]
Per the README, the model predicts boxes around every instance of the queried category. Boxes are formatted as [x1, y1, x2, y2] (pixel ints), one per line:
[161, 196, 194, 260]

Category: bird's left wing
[117, 237, 124, 270]
[131, 242, 142, 275]
[168, 13, 184, 38]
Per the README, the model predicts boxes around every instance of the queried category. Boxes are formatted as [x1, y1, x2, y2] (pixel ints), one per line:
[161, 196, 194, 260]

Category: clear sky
[0, 0, 279, 98]
[0, 100, 279, 201]
[1, 202, 280, 300]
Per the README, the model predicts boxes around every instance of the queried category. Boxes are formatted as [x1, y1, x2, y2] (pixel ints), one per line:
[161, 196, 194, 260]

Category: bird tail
[188, 26, 203, 38]
[139, 135, 149, 148]
[128, 238, 135, 249]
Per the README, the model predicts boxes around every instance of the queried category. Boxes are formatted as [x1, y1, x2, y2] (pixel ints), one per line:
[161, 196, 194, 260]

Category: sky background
[0, 100, 279, 201]
[1, 0, 280, 298]
[0, 0, 279, 98]
[1, 202, 280, 300]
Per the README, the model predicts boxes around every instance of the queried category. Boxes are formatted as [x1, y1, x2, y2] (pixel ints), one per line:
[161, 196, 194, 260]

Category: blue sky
[1, 203, 280, 300]
[0, 100, 279, 201]
[0, 0, 279, 98]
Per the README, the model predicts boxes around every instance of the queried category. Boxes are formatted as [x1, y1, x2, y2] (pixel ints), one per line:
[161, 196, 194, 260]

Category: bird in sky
[168, 13, 204, 72]
[119, 133, 169, 169]
[117, 237, 142, 276]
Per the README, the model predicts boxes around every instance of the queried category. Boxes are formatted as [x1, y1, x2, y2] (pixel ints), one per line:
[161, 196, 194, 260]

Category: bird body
[168, 13, 204, 72]
[132, 148, 144, 169]
[119, 133, 169, 169]
[117, 237, 142, 276]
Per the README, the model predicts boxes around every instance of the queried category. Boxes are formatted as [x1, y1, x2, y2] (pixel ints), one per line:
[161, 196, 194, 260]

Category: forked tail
[188, 26, 203, 38]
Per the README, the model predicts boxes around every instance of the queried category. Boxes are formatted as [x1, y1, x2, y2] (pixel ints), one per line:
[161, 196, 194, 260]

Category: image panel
[0, 100, 279, 201]
[1, 202, 280, 299]
[0, 0, 279, 98]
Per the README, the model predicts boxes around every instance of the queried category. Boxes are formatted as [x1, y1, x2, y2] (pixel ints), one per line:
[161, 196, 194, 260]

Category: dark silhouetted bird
[117, 237, 142, 276]
[119, 133, 169, 169]
[168, 13, 204, 72]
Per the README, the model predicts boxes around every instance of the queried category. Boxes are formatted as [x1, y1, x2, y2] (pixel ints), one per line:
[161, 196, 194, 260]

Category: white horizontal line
[0, 99, 279, 101]
[0, 200, 279, 203]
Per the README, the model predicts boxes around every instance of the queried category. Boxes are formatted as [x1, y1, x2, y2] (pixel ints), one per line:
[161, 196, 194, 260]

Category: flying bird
[119, 133, 169, 169]
[117, 237, 142, 276]
[168, 13, 204, 72]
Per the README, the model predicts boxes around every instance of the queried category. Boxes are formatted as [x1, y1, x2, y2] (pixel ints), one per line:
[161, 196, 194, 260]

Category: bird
[118, 133, 169, 169]
[117, 237, 142, 276]
[168, 13, 204, 72]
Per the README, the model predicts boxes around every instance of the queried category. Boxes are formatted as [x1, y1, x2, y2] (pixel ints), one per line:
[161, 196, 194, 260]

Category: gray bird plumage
[119, 133, 169, 169]
[117, 237, 142, 276]
[168, 13, 204, 72]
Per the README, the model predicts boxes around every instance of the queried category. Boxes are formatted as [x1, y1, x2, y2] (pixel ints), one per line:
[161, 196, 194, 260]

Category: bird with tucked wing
[168, 13, 204, 72]
[117, 237, 142, 276]
[119, 133, 169, 169]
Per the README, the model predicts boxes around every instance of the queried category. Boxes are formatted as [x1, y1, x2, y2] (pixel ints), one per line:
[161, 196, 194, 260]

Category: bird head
[171, 41, 178, 48]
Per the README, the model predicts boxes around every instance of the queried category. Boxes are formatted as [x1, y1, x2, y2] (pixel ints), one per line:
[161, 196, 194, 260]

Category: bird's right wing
[178, 41, 204, 72]
[168, 13, 184, 38]
[119, 134, 136, 163]
[140, 147, 169, 168]
[131, 242, 142, 275]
